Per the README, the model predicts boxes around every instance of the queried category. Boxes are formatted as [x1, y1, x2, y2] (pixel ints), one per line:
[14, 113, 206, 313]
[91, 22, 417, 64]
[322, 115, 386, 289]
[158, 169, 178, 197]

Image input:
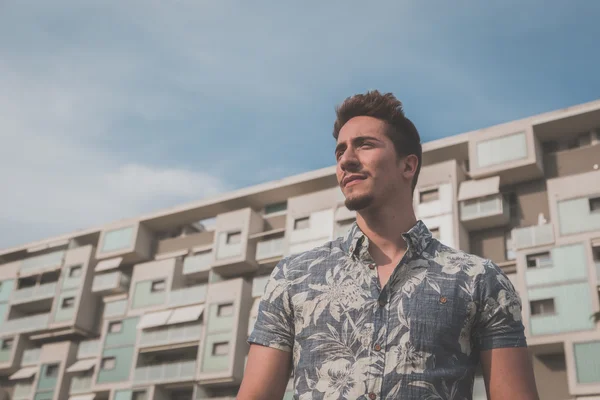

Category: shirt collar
[343, 219, 433, 259]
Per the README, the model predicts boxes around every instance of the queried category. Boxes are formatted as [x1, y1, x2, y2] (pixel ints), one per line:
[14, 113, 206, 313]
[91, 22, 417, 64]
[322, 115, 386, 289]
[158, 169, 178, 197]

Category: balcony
[133, 360, 196, 384]
[459, 194, 510, 231]
[21, 348, 41, 366]
[19, 250, 64, 277]
[13, 382, 34, 399]
[11, 282, 57, 305]
[183, 252, 213, 277]
[512, 224, 554, 250]
[255, 236, 285, 261]
[0, 313, 50, 335]
[139, 323, 202, 348]
[168, 285, 207, 308]
[92, 271, 131, 294]
[104, 299, 128, 318]
[252, 275, 270, 298]
[69, 374, 93, 394]
[77, 339, 100, 359]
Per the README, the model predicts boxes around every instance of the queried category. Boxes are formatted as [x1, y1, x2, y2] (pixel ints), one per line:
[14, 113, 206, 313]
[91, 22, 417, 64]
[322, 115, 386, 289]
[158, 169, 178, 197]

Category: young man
[238, 91, 539, 399]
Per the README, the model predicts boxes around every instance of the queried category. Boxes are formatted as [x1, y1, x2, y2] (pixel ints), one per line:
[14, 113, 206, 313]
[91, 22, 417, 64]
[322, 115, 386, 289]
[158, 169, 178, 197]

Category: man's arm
[240, 258, 295, 400]
[237, 345, 292, 400]
[480, 347, 539, 400]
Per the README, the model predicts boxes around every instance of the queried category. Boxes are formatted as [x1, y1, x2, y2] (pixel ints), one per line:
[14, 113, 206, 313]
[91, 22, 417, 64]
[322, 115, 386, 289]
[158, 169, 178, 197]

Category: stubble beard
[344, 193, 374, 211]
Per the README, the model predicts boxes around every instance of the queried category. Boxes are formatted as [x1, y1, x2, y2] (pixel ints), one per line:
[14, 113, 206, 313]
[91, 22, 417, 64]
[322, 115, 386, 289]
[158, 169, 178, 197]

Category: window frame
[217, 303, 234, 317]
[526, 251, 552, 269]
[294, 216, 310, 230]
[226, 231, 242, 245]
[101, 356, 116, 371]
[45, 363, 60, 378]
[68, 265, 82, 278]
[150, 279, 166, 293]
[419, 187, 440, 203]
[1, 338, 14, 351]
[212, 341, 230, 356]
[61, 296, 76, 309]
[108, 321, 123, 334]
[530, 298, 556, 317]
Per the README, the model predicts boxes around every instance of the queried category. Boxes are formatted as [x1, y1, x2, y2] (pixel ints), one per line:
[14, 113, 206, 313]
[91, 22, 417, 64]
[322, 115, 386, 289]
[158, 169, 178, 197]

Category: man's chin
[344, 195, 373, 211]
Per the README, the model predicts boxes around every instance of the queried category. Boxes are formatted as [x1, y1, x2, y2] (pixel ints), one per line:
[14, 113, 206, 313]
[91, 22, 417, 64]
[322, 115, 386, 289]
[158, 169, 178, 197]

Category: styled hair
[333, 90, 422, 191]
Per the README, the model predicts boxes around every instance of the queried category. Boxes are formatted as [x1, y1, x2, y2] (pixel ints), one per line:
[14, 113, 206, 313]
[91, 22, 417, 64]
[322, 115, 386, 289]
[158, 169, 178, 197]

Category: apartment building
[0, 99, 599, 400]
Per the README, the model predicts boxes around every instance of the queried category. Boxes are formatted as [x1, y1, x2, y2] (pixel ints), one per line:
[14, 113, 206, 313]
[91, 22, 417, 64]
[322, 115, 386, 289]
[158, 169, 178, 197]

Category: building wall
[0, 100, 599, 399]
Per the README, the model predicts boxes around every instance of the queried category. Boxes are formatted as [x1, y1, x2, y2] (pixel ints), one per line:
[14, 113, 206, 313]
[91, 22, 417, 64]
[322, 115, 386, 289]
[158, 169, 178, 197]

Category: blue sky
[1, 0, 599, 249]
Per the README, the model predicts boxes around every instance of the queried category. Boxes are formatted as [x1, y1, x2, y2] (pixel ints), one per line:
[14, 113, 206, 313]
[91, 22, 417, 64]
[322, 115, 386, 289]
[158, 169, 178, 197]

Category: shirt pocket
[407, 285, 470, 356]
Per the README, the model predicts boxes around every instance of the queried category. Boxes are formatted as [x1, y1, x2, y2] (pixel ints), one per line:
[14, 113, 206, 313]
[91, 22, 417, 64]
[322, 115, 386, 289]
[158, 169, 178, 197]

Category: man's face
[335, 116, 411, 211]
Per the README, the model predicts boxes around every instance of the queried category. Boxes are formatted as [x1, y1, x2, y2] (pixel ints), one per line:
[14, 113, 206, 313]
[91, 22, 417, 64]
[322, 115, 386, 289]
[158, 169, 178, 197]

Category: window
[526, 252, 551, 268]
[61, 297, 75, 309]
[68, 265, 82, 278]
[1, 338, 13, 350]
[132, 391, 147, 400]
[226, 231, 241, 245]
[101, 226, 135, 253]
[151, 280, 166, 293]
[430, 228, 440, 240]
[212, 342, 229, 356]
[589, 197, 600, 213]
[264, 201, 287, 215]
[530, 299, 556, 316]
[294, 217, 310, 230]
[419, 188, 439, 203]
[217, 303, 234, 317]
[45, 363, 59, 377]
[108, 321, 122, 333]
[594, 247, 600, 261]
[101, 357, 116, 370]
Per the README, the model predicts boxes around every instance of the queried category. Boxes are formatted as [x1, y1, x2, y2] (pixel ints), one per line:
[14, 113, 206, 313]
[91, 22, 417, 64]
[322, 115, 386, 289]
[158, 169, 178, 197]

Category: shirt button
[369, 393, 377, 400]
[374, 343, 381, 351]
[368, 263, 376, 270]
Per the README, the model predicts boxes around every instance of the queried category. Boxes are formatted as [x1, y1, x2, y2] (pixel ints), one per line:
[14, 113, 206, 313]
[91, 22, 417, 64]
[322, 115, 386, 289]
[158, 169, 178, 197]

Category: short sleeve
[472, 260, 527, 352]
[247, 259, 294, 352]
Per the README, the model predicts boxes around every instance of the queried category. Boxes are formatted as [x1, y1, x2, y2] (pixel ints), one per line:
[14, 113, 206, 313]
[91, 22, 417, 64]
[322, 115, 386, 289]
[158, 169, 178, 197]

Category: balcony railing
[596, 262, 600, 284]
[11, 282, 57, 304]
[460, 195, 504, 220]
[13, 382, 34, 399]
[183, 252, 213, 275]
[133, 360, 196, 384]
[21, 348, 41, 365]
[77, 339, 100, 359]
[19, 250, 65, 275]
[104, 299, 128, 318]
[0, 313, 50, 335]
[139, 323, 202, 348]
[512, 224, 554, 250]
[168, 285, 207, 308]
[70, 374, 93, 394]
[92, 271, 130, 293]
[256, 237, 284, 260]
[252, 275, 270, 298]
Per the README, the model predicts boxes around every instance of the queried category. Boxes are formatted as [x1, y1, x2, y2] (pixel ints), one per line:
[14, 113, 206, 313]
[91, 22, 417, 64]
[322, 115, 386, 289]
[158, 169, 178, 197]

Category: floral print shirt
[248, 220, 526, 399]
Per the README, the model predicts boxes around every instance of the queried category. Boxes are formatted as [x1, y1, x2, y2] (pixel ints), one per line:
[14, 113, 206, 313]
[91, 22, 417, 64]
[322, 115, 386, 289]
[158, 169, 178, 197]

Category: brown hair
[333, 90, 422, 190]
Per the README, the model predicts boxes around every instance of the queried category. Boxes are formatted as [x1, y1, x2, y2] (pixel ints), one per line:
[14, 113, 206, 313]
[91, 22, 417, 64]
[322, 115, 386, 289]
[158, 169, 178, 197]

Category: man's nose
[338, 148, 360, 171]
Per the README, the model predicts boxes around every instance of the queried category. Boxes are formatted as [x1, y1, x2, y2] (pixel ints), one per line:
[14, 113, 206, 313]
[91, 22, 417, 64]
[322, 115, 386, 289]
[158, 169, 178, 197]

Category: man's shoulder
[276, 237, 345, 276]
[427, 239, 504, 277]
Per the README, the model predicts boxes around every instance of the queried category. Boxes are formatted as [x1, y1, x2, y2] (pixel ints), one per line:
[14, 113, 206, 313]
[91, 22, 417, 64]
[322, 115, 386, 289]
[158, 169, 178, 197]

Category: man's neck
[355, 199, 417, 266]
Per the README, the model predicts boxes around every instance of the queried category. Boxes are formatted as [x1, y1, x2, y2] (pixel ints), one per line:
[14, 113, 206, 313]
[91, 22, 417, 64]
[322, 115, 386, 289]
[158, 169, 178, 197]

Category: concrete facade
[0, 99, 599, 399]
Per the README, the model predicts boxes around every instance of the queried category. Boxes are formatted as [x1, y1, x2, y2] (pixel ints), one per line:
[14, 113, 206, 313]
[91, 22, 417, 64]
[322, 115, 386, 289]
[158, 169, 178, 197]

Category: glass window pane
[101, 226, 135, 253]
